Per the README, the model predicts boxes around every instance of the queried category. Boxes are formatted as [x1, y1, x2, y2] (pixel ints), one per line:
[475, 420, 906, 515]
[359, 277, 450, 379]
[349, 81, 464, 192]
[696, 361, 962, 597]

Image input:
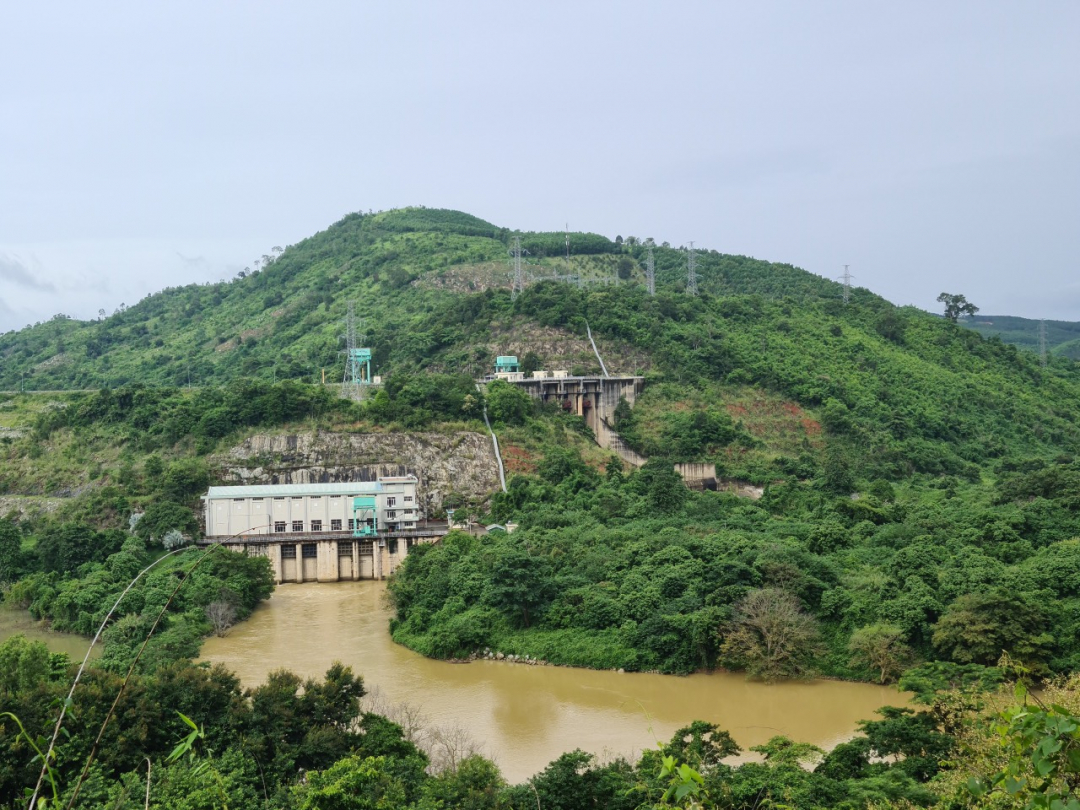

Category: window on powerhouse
[292, 521, 303, 532]
[274, 521, 286, 532]
[311, 520, 322, 531]
[331, 519, 342, 531]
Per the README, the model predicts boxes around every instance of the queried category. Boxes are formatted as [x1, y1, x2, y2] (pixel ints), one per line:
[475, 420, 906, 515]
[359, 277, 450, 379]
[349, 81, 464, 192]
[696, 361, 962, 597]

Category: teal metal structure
[495, 355, 519, 374]
[346, 348, 373, 386]
[352, 495, 378, 537]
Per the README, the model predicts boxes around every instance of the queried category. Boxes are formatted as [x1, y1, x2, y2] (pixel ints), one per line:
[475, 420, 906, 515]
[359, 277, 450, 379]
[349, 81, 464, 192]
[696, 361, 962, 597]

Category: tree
[932, 589, 1054, 667]
[937, 292, 979, 323]
[0, 634, 52, 693]
[719, 588, 823, 681]
[965, 680, 1080, 809]
[417, 754, 506, 810]
[36, 523, 125, 573]
[519, 351, 542, 376]
[133, 500, 197, 545]
[162, 458, 210, 502]
[0, 519, 23, 582]
[661, 721, 740, 770]
[205, 600, 238, 636]
[848, 623, 911, 684]
[485, 542, 550, 628]
[292, 755, 409, 810]
[484, 380, 532, 426]
[634, 459, 687, 515]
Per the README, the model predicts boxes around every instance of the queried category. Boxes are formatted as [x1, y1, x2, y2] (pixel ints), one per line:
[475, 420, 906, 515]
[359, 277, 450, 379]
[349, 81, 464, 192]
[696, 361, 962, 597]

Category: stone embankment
[472, 648, 626, 673]
[214, 430, 501, 514]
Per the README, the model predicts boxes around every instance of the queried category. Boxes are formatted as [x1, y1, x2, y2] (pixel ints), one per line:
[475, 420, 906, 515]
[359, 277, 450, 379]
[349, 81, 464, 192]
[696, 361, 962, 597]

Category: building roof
[204, 480, 409, 499]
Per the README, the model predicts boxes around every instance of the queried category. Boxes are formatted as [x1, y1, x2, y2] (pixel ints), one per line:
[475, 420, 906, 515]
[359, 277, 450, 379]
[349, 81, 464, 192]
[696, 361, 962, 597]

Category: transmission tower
[510, 234, 526, 300]
[686, 241, 698, 296]
[341, 301, 372, 398]
[1039, 319, 1048, 368]
[645, 239, 656, 296]
[839, 264, 854, 304]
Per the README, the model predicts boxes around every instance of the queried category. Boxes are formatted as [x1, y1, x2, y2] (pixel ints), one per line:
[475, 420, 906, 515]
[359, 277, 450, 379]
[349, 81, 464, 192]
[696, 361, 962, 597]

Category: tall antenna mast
[510, 234, 526, 300]
[1039, 319, 1048, 368]
[645, 239, 656, 296]
[686, 241, 698, 296]
[840, 264, 854, 304]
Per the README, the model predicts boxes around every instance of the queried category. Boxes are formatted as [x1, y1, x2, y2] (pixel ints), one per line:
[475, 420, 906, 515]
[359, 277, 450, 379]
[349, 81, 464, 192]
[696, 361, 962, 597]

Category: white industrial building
[202, 476, 419, 539]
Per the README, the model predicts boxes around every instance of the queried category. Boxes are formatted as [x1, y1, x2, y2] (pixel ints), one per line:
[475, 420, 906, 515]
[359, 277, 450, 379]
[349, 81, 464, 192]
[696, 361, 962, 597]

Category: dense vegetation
[4, 206, 1080, 806]
[2, 630, 1077, 808]
[389, 455, 1080, 678]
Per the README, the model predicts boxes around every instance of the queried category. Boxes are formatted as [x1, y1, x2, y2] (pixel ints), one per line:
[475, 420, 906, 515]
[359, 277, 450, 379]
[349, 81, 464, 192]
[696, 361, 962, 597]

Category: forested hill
[0, 206, 858, 391]
[3, 207, 1080, 473]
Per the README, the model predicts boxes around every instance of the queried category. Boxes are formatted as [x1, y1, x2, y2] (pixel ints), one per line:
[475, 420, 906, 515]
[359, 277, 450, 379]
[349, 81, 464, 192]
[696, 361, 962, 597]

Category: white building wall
[204, 478, 419, 538]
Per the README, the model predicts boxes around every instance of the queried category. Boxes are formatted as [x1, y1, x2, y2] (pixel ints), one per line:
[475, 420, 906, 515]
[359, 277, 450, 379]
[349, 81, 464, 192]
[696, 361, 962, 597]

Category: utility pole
[1039, 319, 1048, 368]
[645, 239, 656, 296]
[510, 234, 526, 300]
[686, 242, 698, 296]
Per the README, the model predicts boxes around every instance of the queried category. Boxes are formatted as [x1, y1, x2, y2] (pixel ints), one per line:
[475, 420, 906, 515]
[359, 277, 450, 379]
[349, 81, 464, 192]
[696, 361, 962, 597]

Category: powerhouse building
[202, 476, 419, 539]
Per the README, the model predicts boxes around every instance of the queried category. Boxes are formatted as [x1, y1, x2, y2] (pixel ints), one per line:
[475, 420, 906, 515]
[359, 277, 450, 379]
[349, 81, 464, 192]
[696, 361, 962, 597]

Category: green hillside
[964, 314, 1080, 359]
[5, 206, 1080, 682]
[0, 207, 850, 390]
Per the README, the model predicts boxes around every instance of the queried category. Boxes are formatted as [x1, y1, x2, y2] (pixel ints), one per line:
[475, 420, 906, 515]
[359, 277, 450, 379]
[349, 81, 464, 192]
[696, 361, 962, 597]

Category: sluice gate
[199, 527, 446, 584]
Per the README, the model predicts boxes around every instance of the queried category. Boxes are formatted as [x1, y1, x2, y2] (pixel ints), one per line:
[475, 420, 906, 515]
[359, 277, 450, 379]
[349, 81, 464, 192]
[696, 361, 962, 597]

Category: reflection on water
[200, 582, 909, 783]
[0, 608, 98, 660]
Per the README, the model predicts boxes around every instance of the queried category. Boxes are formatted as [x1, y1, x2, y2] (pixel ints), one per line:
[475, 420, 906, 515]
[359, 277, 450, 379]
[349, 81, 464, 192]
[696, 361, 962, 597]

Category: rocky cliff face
[213, 430, 500, 515]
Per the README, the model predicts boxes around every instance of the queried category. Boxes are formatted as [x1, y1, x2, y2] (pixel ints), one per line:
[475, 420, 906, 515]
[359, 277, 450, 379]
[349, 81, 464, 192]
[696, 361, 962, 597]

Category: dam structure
[199, 476, 446, 583]
[487, 359, 646, 466]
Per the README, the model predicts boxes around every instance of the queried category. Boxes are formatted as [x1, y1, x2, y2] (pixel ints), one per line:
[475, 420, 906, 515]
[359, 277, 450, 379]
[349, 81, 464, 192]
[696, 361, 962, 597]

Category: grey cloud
[0, 254, 55, 291]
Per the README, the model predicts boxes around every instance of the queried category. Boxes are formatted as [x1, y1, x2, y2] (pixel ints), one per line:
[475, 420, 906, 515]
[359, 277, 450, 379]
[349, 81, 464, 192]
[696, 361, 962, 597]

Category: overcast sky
[1, 1, 1078, 333]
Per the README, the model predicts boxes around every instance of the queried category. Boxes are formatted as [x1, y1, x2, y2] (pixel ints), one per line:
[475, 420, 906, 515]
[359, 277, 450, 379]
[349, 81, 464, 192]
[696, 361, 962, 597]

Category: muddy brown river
[200, 582, 908, 782]
[0, 608, 98, 660]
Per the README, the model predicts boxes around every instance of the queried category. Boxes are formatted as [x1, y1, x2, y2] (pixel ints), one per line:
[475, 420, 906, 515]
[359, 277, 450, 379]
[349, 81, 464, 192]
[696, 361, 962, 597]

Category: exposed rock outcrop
[212, 430, 501, 515]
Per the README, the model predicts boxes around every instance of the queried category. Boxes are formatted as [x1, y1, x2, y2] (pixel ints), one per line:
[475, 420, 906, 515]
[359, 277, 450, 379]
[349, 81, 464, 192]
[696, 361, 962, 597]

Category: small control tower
[347, 348, 373, 385]
[494, 355, 524, 381]
[352, 495, 377, 537]
[495, 355, 519, 374]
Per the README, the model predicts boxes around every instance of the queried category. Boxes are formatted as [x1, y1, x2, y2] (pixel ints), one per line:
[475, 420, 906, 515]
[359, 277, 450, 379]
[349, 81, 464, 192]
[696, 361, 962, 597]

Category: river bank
[0, 606, 99, 661]
[199, 580, 911, 783]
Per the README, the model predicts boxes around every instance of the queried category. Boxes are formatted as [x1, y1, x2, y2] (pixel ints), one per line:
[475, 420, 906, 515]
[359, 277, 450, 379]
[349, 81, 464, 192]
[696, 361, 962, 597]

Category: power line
[645, 239, 656, 296]
[510, 234, 525, 300]
[686, 241, 698, 296]
[839, 264, 854, 304]
[341, 301, 372, 398]
[1039, 319, 1048, 368]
